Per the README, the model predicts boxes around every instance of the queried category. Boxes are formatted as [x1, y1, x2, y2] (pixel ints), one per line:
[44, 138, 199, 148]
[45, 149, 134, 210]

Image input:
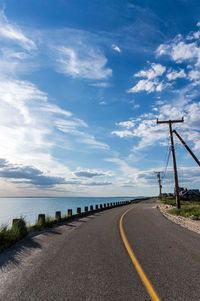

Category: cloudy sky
[0, 0, 200, 197]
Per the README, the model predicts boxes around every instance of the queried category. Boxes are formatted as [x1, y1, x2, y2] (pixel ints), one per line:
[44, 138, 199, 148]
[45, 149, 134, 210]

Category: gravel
[157, 201, 200, 235]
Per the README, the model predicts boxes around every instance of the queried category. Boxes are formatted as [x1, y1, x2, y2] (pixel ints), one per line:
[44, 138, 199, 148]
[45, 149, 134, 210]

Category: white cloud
[0, 76, 111, 194]
[89, 82, 109, 87]
[136, 166, 200, 188]
[111, 130, 134, 138]
[156, 81, 164, 91]
[128, 79, 160, 93]
[167, 69, 186, 81]
[186, 22, 200, 41]
[129, 63, 166, 93]
[0, 46, 37, 78]
[41, 104, 72, 117]
[186, 30, 200, 41]
[157, 37, 200, 66]
[172, 42, 200, 63]
[113, 85, 200, 153]
[79, 134, 109, 150]
[0, 11, 36, 51]
[104, 157, 139, 186]
[54, 119, 87, 133]
[0, 79, 70, 175]
[188, 69, 200, 85]
[0, 13, 112, 195]
[73, 168, 110, 178]
[112, 44, 121, 53]
[117, 120, 135, 129]
[134, 63, 166, 79]
[155, 100, 165, 105]
[55, 46, 112, 80]
[140, 103, 200, 151]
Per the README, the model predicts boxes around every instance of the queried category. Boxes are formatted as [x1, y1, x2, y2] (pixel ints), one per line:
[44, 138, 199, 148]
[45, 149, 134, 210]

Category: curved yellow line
[119, 207, 161, 301]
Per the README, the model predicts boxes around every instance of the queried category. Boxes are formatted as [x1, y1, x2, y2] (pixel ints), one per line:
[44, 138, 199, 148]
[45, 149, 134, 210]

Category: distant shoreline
[0, 196, 147, 199]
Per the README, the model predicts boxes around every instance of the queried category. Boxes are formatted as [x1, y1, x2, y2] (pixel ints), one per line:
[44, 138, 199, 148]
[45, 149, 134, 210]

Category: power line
[162, 142, 170, 172]
[162, 145, 171, 181]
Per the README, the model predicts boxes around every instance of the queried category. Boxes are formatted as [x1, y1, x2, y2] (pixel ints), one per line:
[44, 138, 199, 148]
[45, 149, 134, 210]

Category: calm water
[0, 197, 139, 226]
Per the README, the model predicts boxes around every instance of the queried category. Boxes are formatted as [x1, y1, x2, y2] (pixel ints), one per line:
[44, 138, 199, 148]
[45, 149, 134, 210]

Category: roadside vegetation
[162, 196, 200, 220]
[0, 218, 28, 253]
[0, 214, 67, 252]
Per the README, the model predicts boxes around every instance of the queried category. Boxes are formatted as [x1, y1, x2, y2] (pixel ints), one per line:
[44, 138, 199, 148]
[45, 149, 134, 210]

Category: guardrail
[0, 198, 146, 254]
[35, 200, 132, 227]
[12, 198, 147, 230]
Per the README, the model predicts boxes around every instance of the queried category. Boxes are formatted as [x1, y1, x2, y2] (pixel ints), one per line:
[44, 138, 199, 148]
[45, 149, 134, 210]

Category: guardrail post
[12, 218, 20, 226]
[104, 203, 106, 208]
[68, 209, 72, 217]
[84, 206, 88, 212]
[38, 214, 45, 226]
[100, 204, 103, 209]
[55, 211, 61, 222]
[77, 207, 81, 214]
[95, 204, 98, 210]
[90, 205, 94, 211]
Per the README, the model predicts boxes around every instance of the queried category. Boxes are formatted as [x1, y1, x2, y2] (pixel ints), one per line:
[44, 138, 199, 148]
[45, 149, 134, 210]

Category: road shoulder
[157, 200, 200, 235]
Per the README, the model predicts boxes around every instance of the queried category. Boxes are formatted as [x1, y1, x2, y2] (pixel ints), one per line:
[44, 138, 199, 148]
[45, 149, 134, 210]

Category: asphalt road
[0, 199, 200, 300]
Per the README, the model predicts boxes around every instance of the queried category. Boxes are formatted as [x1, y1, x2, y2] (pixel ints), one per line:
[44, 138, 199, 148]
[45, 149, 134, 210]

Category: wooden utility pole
[156, 118, 184, 209]
[155, 172, 162, 200]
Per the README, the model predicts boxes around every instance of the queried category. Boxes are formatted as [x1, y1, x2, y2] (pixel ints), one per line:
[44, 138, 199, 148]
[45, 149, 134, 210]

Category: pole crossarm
[156, 117, 184, 124]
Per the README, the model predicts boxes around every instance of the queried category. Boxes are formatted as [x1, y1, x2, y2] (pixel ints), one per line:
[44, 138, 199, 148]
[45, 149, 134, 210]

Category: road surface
[0, 199, 200, 300]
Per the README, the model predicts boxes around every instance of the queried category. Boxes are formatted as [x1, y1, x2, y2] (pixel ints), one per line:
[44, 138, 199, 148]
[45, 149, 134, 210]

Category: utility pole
[173, 130, 200, 168]
[155, 172, 162, 200]
[156, 118, 184, 209]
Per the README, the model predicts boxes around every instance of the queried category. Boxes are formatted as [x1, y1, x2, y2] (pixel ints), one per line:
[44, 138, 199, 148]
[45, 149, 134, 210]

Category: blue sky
[0, 0, 200, 196]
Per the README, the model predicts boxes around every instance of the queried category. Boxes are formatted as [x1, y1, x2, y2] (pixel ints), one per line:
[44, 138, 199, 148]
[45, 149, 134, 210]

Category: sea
[0, 196, 140, 226]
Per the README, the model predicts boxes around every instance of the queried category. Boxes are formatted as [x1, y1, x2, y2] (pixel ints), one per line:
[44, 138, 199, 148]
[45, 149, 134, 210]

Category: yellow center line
[119, 206, 161, 301]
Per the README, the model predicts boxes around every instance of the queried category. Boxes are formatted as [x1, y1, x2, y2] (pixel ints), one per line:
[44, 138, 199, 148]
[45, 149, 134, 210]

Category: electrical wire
[161, 142, 170, 172]
[162, 145, 171, 180]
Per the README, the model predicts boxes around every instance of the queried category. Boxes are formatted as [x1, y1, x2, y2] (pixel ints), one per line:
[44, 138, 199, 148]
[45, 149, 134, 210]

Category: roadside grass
[162, 196, 176, 206]
[0, 218, 28, 252]
[162, 196, 200, 220]
[44, 215, 55, 227]
[168, 205, 200, 220]
[0, 212, 74, 252]
[61, 214, 69, 222]
[34, 215, 56, 229]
